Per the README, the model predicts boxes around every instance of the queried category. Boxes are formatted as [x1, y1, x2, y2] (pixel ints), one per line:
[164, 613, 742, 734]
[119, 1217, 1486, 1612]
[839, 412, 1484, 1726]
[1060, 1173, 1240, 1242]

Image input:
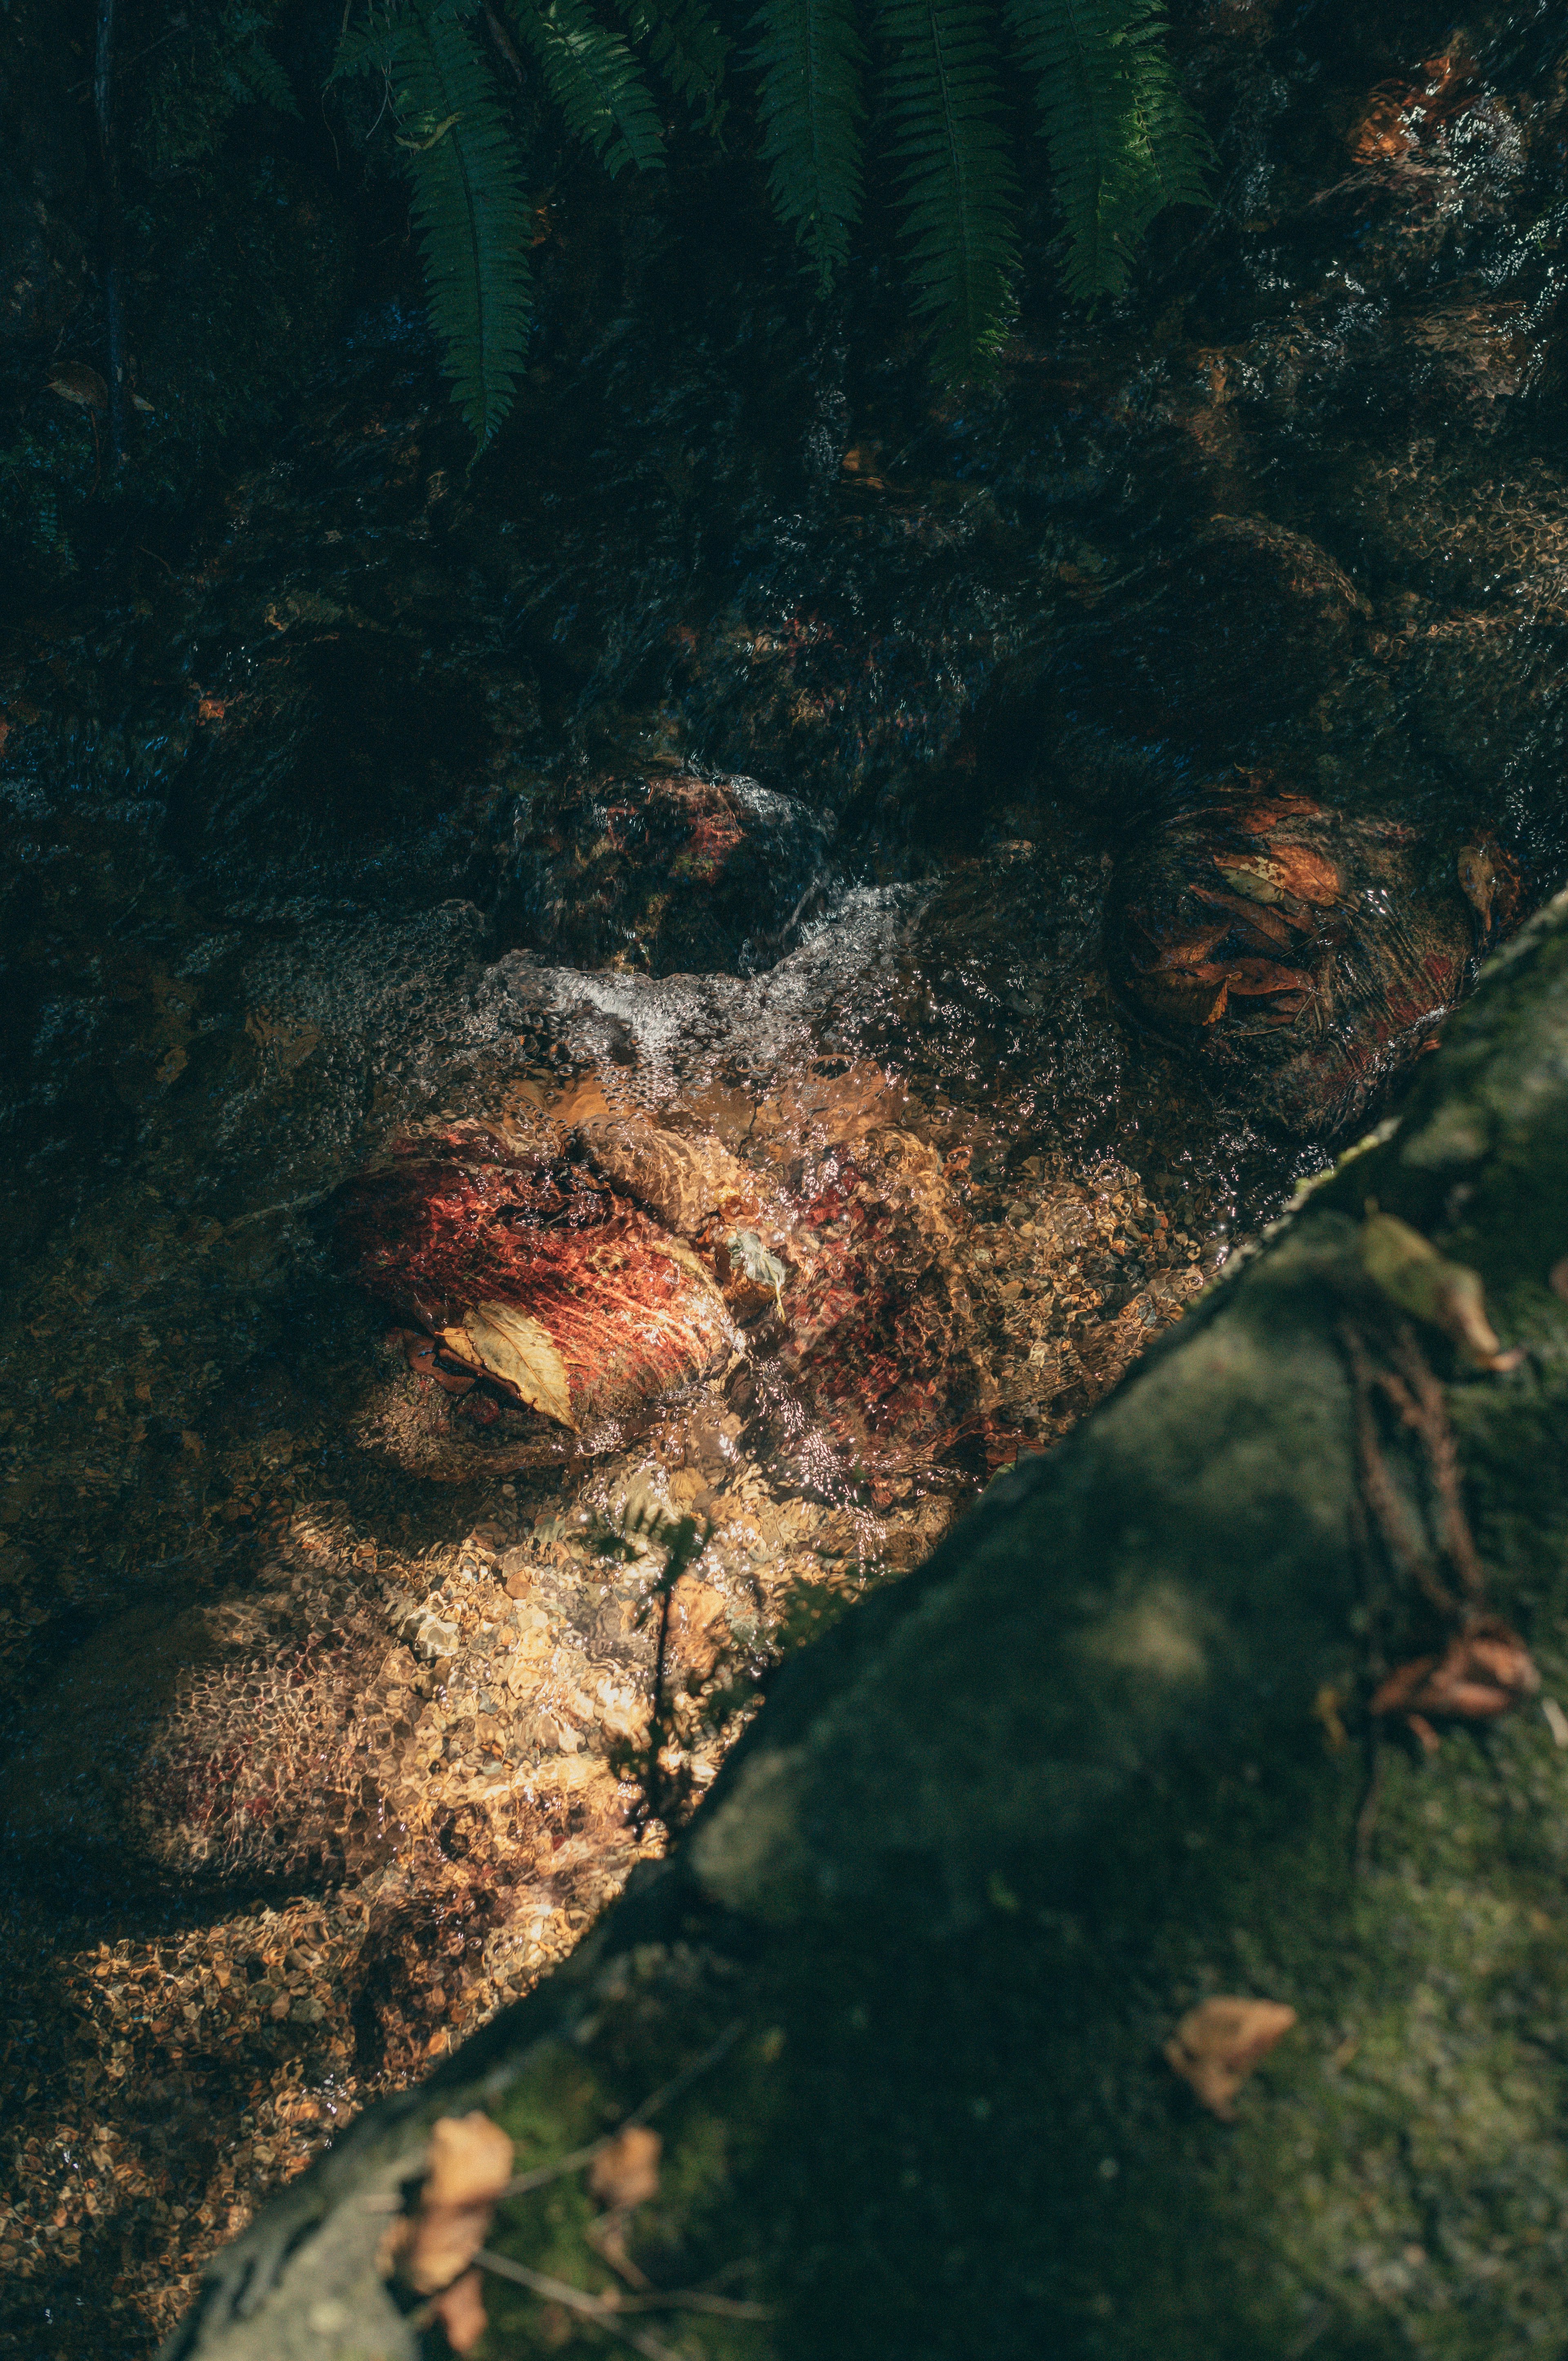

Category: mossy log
[162, 894, 1568, 2361]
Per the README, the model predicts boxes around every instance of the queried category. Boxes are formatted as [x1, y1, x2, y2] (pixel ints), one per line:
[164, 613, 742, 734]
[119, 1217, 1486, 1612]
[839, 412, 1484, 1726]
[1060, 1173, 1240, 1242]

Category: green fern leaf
[1123, 21, 1213, 214]
[752, 0, 865, 288]
[392, 3, 535, 449]
[612, 0, 729, 129]
[503, 0, 664, 174]
[1006, 0, 1211, 300]
[876, 0, 1018, 368]
[231, 25, 303, 118]
[328, 4, 399, 83]
[329, 4, 403, 83]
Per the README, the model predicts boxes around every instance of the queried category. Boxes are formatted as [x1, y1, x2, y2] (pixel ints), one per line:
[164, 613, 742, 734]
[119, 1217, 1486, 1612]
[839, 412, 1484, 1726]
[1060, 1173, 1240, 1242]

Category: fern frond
[392, 3, 535, 448]
[612, 0, 729, 128]
[752, 0, 865, 288]
[1006, 0, 1211, 300]
[504, 0, 665, 175]
[1123, 20, 1213, 216]
[230, 18, 303, 118]
[329, 4, 403, 82]
[876, 0, 1018, 368]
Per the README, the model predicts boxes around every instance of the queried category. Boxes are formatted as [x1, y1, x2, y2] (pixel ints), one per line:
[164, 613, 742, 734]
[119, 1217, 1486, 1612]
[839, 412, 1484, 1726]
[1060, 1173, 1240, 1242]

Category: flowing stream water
[2, 4, 1568, 2352]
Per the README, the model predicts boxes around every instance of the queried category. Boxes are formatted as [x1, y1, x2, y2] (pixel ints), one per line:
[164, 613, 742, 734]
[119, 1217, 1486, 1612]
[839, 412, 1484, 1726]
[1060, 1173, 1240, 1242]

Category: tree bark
[161, 890, 1568, 2361]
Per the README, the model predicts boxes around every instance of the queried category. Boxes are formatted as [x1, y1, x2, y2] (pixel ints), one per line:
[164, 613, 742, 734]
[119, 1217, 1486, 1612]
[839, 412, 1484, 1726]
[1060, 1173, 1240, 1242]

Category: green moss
[477, 1692, 1568, 2359]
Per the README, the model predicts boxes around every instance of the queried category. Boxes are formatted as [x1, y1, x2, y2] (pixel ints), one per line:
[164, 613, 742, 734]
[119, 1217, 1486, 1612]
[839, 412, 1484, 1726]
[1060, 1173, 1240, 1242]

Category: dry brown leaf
[47, 363, 108, 410]
[588, 2124, 661, 2211]
[1164, 1997, 1297, 2120]
[1371, 1616, 1539, 1746]
[381, 2111, 514, 2295]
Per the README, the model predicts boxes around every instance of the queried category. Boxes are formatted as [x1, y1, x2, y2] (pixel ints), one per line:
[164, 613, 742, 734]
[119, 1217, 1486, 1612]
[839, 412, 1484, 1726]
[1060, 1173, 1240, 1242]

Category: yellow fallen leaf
[1164, 1998, 1297, 2121]
[446, 1304, 576, 1429]
[1360, 1208, 1523, 1371]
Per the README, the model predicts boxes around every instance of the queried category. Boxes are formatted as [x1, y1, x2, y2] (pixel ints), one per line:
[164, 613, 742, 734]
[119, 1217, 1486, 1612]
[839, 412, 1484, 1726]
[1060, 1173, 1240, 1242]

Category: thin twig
[473, 2252, 680, 2361]
[501, 2021, 744, 2198]
[478, 2250, 770, 2337]
[1389, 1324, 1486, 1605]
[1338, 1322, 1461, 1619]
[625, 2293, 771, 2320]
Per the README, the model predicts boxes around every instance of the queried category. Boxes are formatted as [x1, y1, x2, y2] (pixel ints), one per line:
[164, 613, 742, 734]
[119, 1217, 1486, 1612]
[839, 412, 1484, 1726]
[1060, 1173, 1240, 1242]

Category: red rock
[339, 1132, 733, 1430]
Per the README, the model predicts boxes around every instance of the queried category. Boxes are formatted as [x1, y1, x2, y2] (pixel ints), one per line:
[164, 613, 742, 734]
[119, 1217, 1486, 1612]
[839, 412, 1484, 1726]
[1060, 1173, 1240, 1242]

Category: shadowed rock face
[498, 770, 834, 978]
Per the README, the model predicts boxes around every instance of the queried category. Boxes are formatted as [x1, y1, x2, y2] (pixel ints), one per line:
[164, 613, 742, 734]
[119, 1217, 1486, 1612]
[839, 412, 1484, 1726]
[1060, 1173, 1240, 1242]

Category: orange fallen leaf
[1164, 1997, 1297, 2120]
[1189, 884, 1298, 946]
[1371, 1617, 1539, 1744]
[1216, 956, 1311, 998]
[1219, 841, 1341, 908]
[588, 2124, 661, 2211]
[1230, 792, 1323, 833]
[430, 2266, 488, 2355]
[1130, 919, 1232, 974]
[381, 2111, 515, 2296]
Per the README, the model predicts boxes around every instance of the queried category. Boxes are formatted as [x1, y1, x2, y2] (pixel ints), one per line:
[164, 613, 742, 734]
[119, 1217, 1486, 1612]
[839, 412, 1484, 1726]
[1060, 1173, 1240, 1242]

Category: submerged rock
[338, 1129, 736, 1435]
[1106, 783, 1512, 1134]
[499, 769, 833, 976]
[337, 1085, 989, 1483]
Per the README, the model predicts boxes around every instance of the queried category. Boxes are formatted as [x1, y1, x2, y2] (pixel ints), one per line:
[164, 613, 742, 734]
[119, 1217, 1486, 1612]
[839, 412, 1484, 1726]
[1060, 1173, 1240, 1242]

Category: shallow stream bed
[3, 3, 1568, 2351]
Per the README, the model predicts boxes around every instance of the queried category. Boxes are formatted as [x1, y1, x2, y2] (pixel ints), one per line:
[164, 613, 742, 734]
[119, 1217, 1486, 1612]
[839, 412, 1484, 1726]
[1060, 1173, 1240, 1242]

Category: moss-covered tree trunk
[163, 893, 1568, 2361]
